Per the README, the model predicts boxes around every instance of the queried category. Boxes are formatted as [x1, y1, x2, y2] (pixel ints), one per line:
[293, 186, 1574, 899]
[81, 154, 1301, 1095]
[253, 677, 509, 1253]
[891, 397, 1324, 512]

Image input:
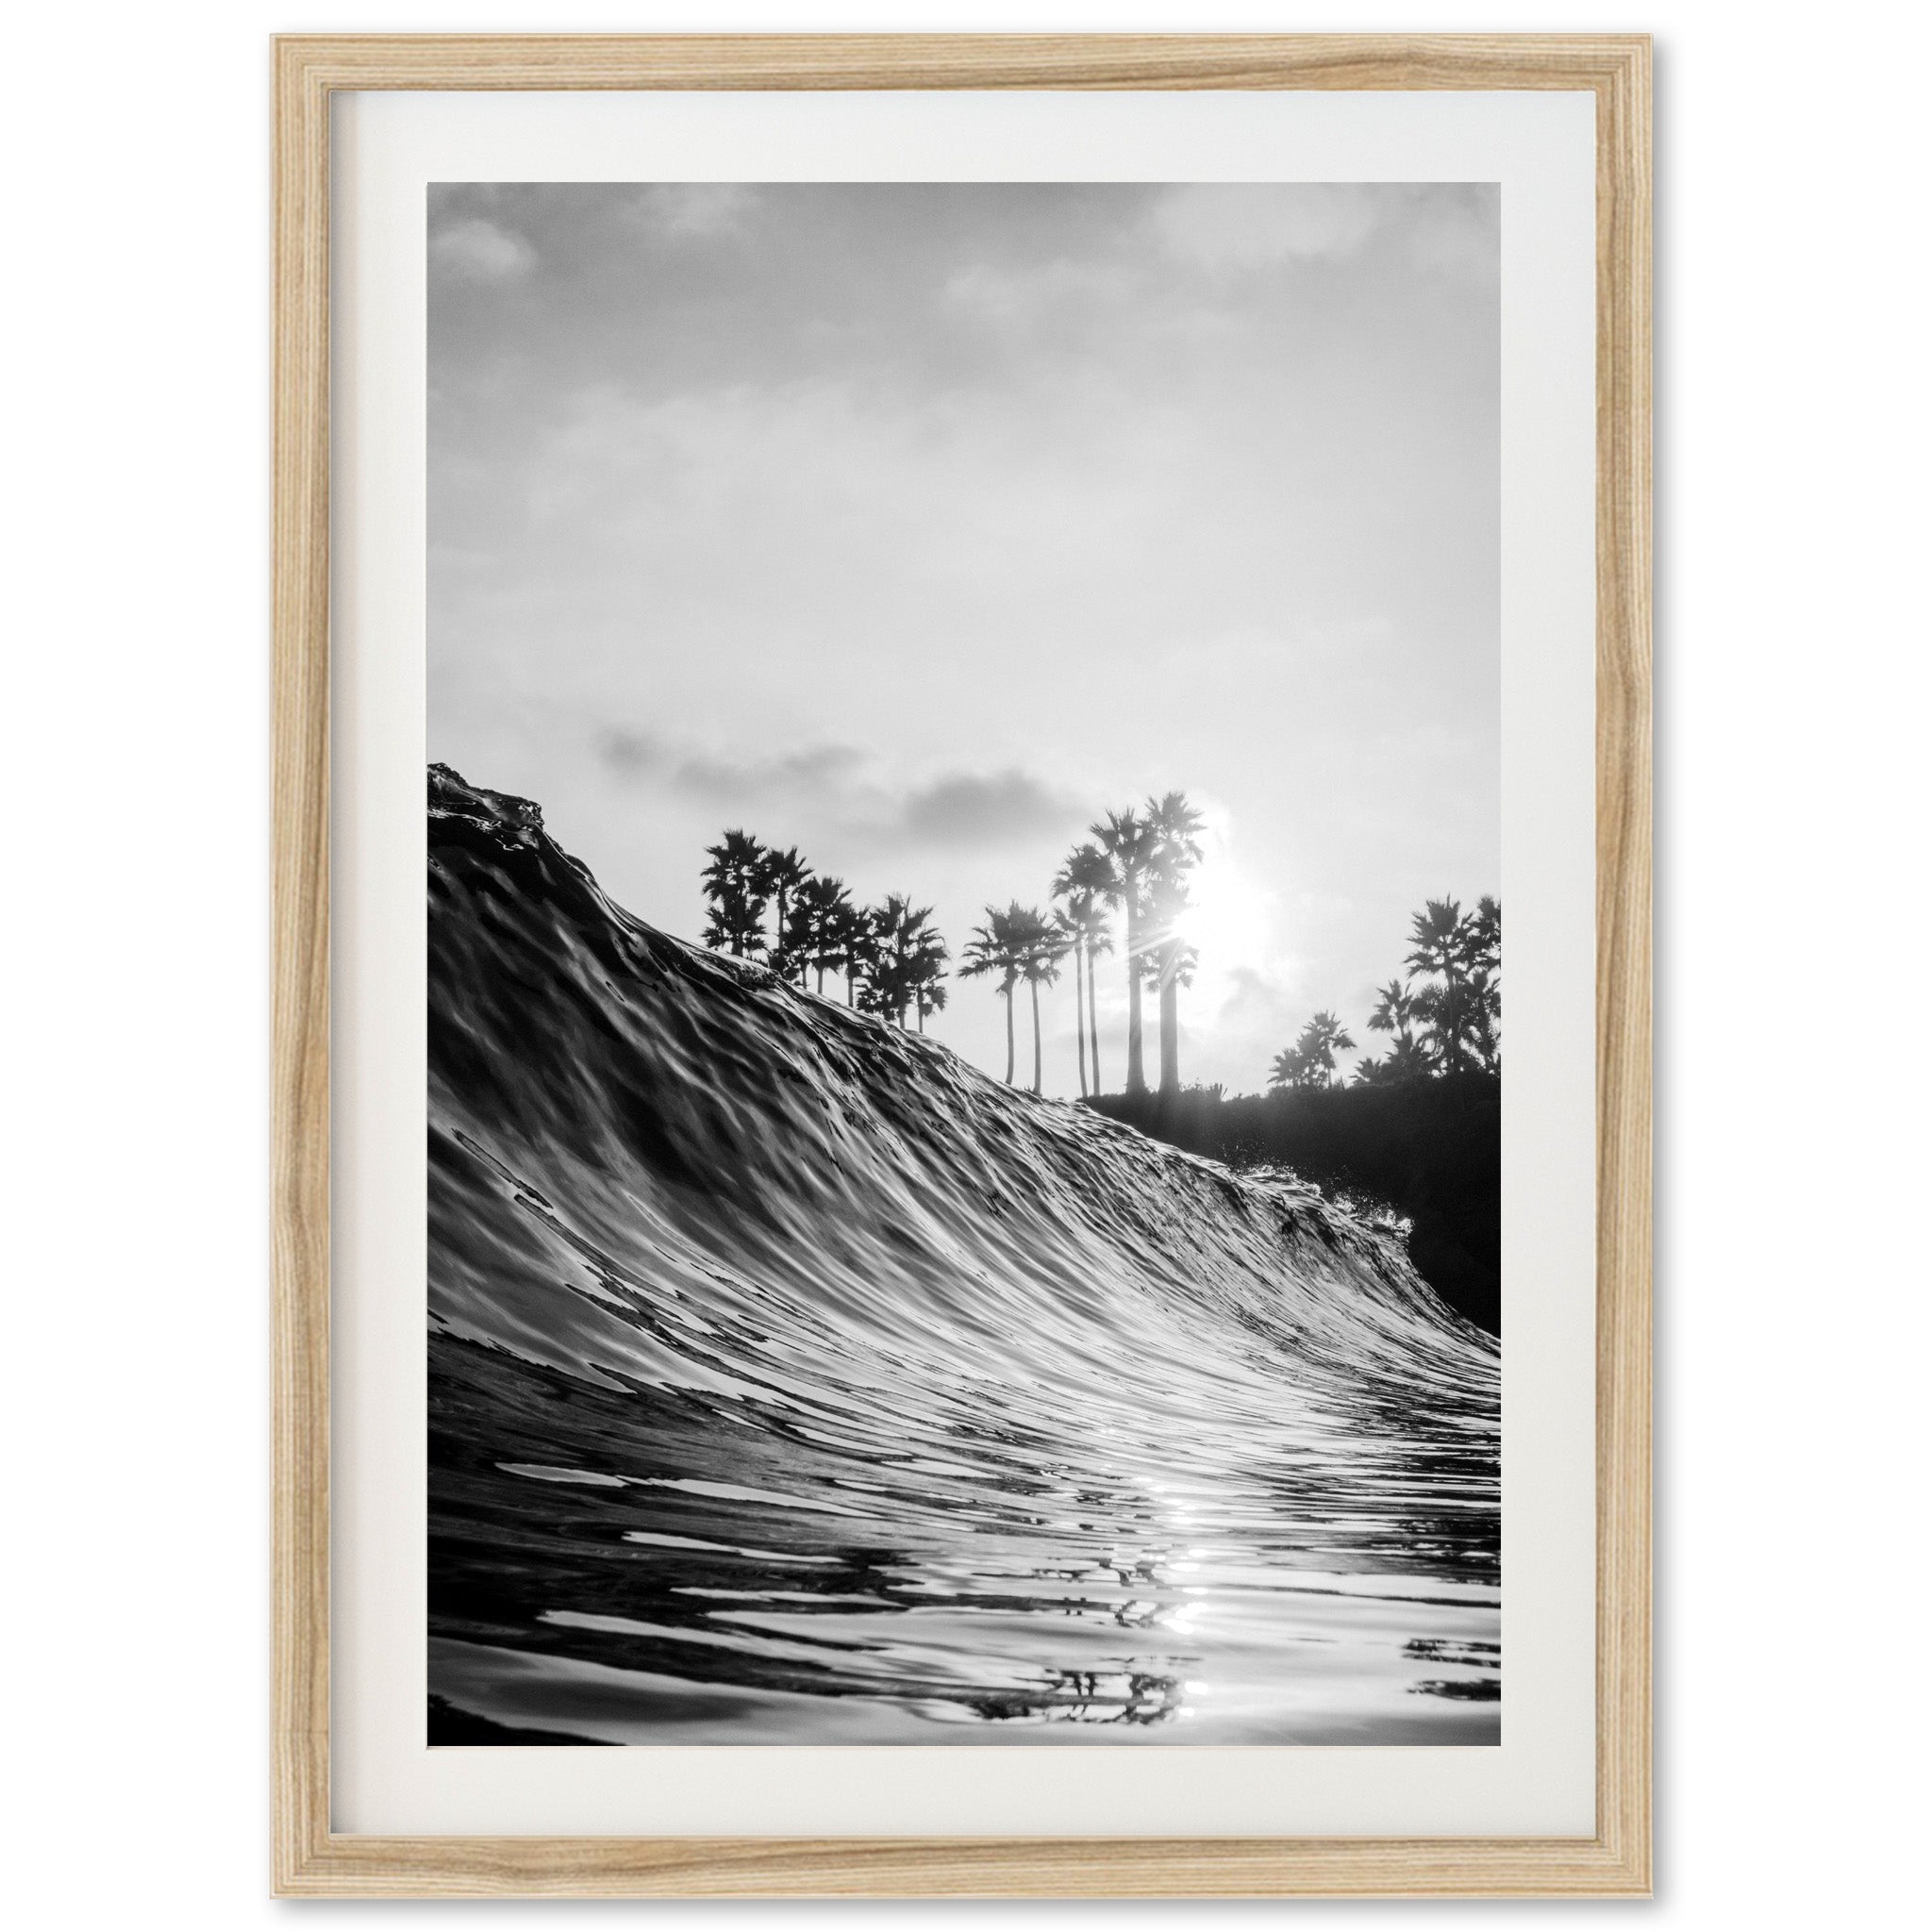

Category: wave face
[427, 765, 1501, 1744]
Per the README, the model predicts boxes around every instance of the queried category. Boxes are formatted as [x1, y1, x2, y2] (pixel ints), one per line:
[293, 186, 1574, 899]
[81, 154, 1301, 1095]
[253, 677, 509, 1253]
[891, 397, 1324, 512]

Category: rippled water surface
[427, 767, 1500, 1744]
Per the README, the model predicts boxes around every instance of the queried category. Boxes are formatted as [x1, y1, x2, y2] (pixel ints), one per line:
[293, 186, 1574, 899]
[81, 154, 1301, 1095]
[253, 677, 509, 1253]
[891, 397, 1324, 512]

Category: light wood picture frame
[273, 32, 1650, 1898]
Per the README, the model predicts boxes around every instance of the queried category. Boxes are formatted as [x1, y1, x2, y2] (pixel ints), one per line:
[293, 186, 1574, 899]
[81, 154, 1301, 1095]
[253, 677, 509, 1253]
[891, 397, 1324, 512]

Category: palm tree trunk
[1087, 945, 1101, 1093]
[1124, 964, 1145, 1095]
[1003, 985, 1015, 1084]
[1073, 941, 1088, 1096]
[1158, 951, 1180, 1096]
[1030, 979, 1042, 1095]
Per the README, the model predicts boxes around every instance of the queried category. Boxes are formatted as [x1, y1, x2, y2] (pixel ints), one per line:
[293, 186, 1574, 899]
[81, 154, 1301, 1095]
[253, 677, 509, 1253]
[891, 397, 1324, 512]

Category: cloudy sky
[429, 182, 1498, 1097]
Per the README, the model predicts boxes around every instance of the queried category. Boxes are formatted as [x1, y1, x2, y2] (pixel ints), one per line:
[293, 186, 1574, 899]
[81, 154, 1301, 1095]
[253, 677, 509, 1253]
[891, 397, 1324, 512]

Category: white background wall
[4, 2, 1924, 1923]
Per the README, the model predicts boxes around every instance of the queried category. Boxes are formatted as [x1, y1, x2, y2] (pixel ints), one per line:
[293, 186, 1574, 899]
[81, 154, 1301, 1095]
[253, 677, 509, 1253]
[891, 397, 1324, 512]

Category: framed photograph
[274, 33, 1650, 1897]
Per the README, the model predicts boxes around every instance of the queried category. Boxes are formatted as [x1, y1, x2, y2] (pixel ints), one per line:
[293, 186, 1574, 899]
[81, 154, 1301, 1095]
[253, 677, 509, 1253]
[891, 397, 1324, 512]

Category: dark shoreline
[1088, 1075, 1502, 1335]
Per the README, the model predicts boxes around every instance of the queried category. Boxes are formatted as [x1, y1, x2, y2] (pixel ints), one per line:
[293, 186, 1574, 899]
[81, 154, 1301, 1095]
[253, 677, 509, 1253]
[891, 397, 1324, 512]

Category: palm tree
[1404, 897, 1473, 1071]
[959, 903, 1028, 1084]
[1051, 908, 1087, 1092]
[1015, 907, 1069, 1095]
[912, 976, 948, 1034]
[1412, 974, 1485, 1076]
[1309, 1010, 1357, 1078]
[1361, 981, 1432, 1084]
[755, 845, 812, 983]
[869, 895, 947, 1027]
[1368, 977, 1421, 1050]
[786, 874, 854, 994]
[902, 920, 950, 1032]
[1142, 791, 1206, 1096]
[1269, 1042, 1308, 1090]
[1089, 808, 1159, 1095]
[1355, 1034, 1433, 1085]
[1468, 969, 1501, 1074]
[1469, 895, 1502, 975]
[1052, 841, 1115, 1097]
[836, 901, 881, 1009]
[1468, 896, 1502, 1073]
[1402, 895, 1502, 1075]
[1082, 920, 1113, 1094]
[1406, 897, 1466, 986]
[1269, 1010, 1357, 1091]
[700, 829, 770, 958]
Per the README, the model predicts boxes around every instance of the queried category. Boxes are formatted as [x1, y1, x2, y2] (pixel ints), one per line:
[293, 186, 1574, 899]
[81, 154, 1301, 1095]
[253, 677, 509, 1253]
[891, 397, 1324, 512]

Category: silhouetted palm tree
[836, 902, 881, 1008]
[1142, 791, 1207, 1096]
[1354, 1034, 1434, 1085]
[1388, 1032, 1432, 1080]
[1404, 898, 1471, 1070]
[1362, 978, 1430, 1084]
[1312, 1010, 1357, 1073]
[1368, 977, 1421, 1048]
[1412, 974, 1486, 1075]
[1055, 843, 1116, 1095]
[904, 907, 950, 1022]
[1082, 920, 1114, 1094]
[787, 874, 854, 994]
[1051, 908, 1086, 1091]
[1051, 841, 1115, 1098]
[1469, 895, 1502, 1073]
[959, 903, 1029, 1084]
[912, 977, 948, 1034]
[1404, 895, 1505, 1074]
[1015, 907, 1069, 1095]
[700, 829, 770, 958]
[870, 895, 947, 1027]
[1269, 1010, 1357, 1091]
[1090, 808, 1159, 1095]
[755, 844, 812, 983]
[1469, 895, 1502, 974]
[1406, 897, 1466, 984]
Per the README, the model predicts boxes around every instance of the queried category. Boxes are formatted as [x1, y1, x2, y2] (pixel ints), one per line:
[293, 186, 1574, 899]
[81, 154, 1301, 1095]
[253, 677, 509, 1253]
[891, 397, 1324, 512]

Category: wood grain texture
[270, 29, 333, 1903]
[270, 31, 1651, 1898]
[1591, 32, 1655, 1905]
[269, 30, 1642, 93]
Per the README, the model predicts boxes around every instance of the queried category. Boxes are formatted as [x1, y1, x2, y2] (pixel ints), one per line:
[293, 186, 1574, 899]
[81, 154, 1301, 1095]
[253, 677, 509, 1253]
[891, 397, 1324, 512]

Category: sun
[1173, 842, 1273, 976]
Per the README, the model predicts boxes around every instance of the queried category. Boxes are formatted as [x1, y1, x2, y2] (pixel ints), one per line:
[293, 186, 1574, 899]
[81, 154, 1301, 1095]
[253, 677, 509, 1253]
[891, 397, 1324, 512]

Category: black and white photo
[426, 181, 1503, 1746]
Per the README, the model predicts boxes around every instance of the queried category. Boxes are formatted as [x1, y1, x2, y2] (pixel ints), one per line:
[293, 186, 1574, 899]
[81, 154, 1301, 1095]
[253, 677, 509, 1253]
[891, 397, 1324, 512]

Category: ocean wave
[427, 763, 1500, 1744]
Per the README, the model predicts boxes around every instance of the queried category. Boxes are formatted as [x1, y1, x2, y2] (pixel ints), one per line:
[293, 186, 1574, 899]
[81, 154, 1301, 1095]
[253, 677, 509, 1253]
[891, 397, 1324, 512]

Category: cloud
[944, 258, 1135, 328]
[598, 729, 1076, 850]
[597, 728, 666, 776]
[517, 371, 1208, 619]
[430, 215, 538, 282]
[1407, 185, 1501, 282]
[675, 742, 868, 801]
[628, 184, 758, 240]
[1152, 183, 1501, 290]
[1150, 185, 1383, 272]
[598, 729, 863, 799]
[900, 769, 1080, 846]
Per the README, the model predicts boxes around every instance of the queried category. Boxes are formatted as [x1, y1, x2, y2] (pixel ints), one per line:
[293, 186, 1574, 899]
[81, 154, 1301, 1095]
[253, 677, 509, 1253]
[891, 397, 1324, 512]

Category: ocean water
[427, 766, 1501, 1745]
